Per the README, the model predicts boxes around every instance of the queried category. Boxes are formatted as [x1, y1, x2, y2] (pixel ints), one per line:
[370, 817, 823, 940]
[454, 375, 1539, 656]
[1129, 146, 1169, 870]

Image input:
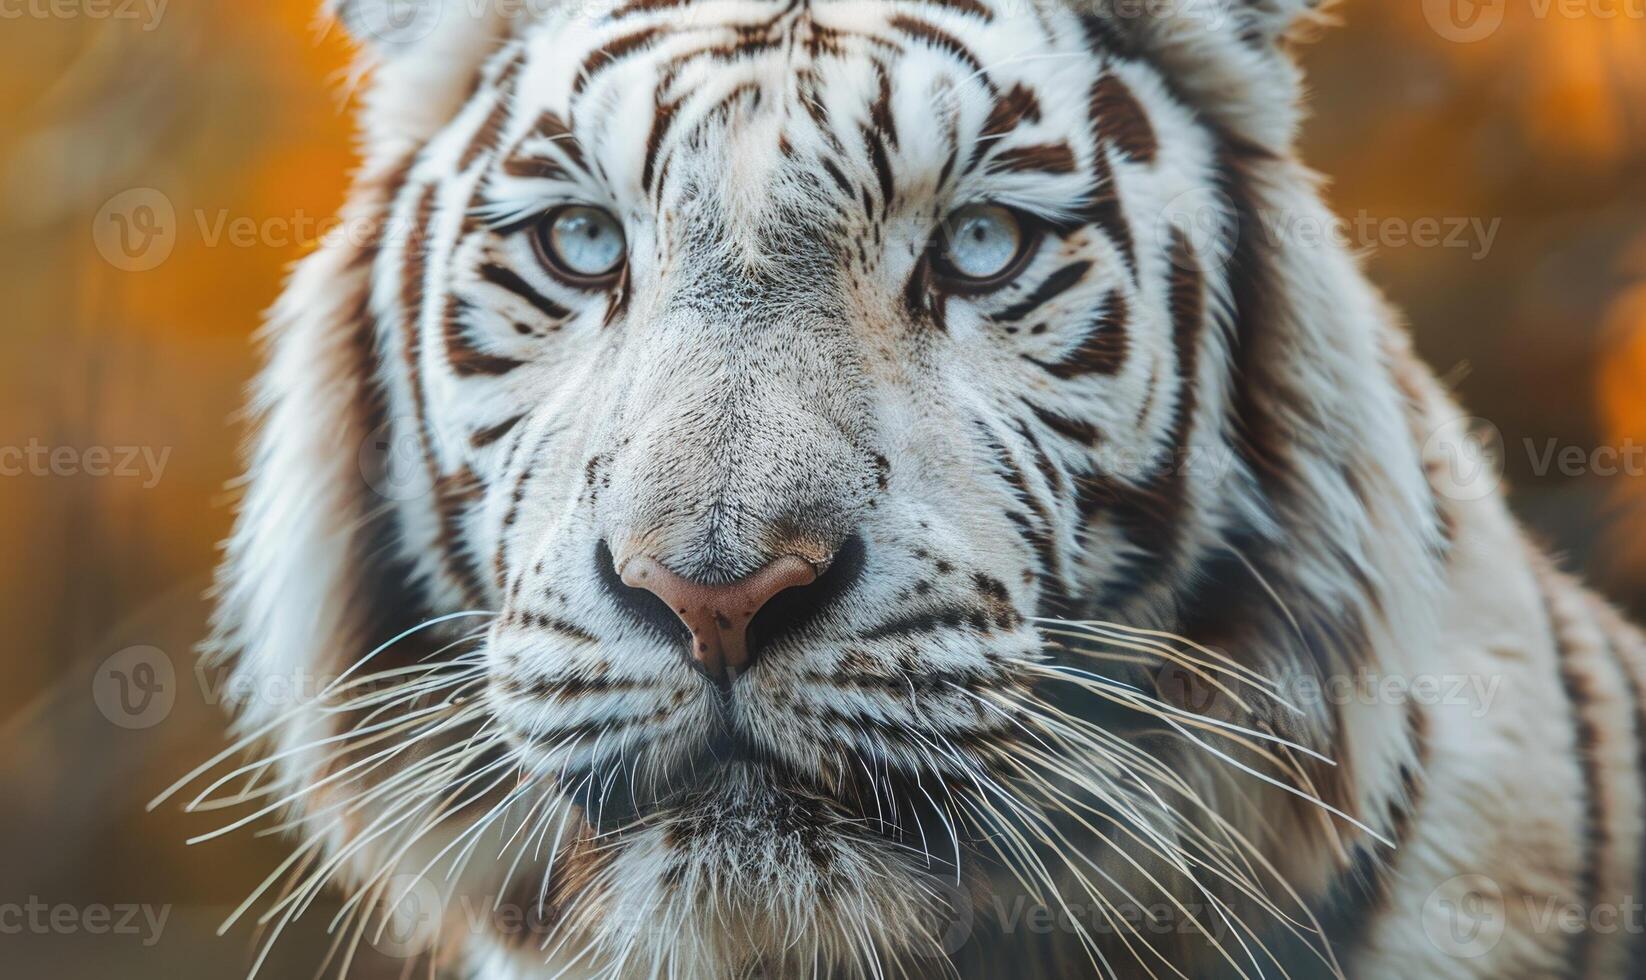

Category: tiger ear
[326, 0, 523, 142]
[1091, 0, 1335, 148]
[1224, 0, 1332, 45]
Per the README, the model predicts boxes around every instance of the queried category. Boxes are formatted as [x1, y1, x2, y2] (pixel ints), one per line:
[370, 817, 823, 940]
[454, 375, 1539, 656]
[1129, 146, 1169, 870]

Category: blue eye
[936, 204, 1036, 290]
[536, 206, 626, 285]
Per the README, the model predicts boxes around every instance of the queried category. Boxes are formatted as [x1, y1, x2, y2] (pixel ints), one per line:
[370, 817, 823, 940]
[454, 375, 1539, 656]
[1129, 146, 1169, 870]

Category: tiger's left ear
[1226, 0, 1331, 44]
[1097, 0, 1334, 148]
[327, 0, 524, 144]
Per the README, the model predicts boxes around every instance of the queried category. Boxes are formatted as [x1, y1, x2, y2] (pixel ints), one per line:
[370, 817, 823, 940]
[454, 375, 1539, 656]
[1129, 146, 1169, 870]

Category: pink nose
[619, 555, 819, 685]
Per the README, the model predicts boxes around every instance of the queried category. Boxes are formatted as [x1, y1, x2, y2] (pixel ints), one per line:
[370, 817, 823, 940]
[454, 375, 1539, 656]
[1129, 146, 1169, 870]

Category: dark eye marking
[479, 263, 574, 322]
[1025, 289, 1130, 379]
[1090, 73, 1158, 164]
[994, 261, 1091, 324]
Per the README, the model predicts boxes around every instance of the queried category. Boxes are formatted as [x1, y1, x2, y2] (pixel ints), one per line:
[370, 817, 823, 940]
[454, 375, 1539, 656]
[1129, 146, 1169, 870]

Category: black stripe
[435, 467, 489, 605]
[575, 27, 664, 95]
[525, 111, 587, 173]
[1082, 230, 1204, 603]
[610, 0, 693, 19]
[985, 142, 1077, 176]
[1546, 576, 1602, 980]
[1027, 289, 1129, 379]
[1029, 404, 1101, 447]
[471, 414, 526, 450]
[978, 421, 1064, 606]
[444, 297, 527, 377]
[479, 263, 572, 322]
[862, 124, 895, 211]
[642, 93, 681, 192]
[869, 60, 900, 150]
[995, 261, 1092, 324]
[920, 0, 995, 20]
[1603, 613, 1646, 980]
[1091, 72, 1158, 164]
[1057, 147, 1136, 279]
[1317, 701, 1430, 965]
[456, 52, 527, 173]
[887, 15, 989, 82]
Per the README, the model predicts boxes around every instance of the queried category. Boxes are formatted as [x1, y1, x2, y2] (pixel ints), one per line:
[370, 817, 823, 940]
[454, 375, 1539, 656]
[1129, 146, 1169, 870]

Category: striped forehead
[506, 1, 1109, 204]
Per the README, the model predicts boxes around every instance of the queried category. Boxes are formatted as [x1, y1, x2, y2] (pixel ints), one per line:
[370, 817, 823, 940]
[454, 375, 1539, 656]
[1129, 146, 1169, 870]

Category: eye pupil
[538, 206, 626, 284]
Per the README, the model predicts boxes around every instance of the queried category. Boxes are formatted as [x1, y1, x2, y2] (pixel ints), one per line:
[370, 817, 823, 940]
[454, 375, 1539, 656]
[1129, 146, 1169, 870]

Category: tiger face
[204, 0, 1451, 976]
[421, 0, 1220, 945]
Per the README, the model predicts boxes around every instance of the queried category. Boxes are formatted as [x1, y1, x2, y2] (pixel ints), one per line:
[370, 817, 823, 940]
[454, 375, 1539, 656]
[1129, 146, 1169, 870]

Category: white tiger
[166, 0, 1646, 977]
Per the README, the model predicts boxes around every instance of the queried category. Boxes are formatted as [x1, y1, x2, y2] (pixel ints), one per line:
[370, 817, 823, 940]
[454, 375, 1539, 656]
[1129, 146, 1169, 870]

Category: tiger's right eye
[533, 206, 626, 287]
[932, 203, 1040, 294]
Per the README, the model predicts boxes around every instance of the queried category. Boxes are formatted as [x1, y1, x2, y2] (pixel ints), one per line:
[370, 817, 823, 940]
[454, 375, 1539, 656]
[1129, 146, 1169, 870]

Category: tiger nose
[618, 555, 819, 686]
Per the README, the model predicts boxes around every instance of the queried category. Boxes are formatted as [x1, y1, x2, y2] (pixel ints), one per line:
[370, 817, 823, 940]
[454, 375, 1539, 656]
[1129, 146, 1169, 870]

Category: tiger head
[205, 0, 1449, 976]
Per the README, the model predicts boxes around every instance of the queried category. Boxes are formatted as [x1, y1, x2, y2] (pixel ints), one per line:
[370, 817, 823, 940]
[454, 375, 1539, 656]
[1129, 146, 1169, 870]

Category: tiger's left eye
[534, 206, 626, 286]
[934, 204, 1037, 291]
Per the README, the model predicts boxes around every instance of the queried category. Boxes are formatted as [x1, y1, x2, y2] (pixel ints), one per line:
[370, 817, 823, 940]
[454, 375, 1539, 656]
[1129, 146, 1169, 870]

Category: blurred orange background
[0, 1, 1643, 976]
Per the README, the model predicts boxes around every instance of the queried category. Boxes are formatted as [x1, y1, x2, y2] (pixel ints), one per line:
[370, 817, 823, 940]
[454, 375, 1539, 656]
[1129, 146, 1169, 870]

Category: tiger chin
[182, 0, 1646, 978]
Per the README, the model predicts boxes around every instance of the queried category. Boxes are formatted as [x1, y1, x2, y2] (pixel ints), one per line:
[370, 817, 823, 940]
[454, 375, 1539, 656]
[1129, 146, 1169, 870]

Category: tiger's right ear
[328, 0, 523, 144]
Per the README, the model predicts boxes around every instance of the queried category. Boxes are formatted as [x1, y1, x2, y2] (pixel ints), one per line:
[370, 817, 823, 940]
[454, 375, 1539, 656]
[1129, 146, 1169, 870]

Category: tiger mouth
[550, 726, 971, 870]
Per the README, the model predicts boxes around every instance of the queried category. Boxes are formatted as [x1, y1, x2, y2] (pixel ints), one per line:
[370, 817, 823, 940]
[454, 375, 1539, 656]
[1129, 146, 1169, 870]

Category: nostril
[594, 542, 690, 649]
[745, 534, 865, 664]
